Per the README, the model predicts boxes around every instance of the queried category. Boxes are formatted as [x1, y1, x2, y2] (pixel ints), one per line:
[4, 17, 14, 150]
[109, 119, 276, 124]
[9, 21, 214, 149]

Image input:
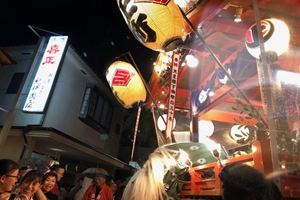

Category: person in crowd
[109, 182, 121, 200]
[18, 167, 29, 182]
[49, 165, 65, 196]
[59, 184, 71, 199]
[219, 163, 282, 200]
[113, 180, 122, 198]
[16, 170, 47, 200]
[0, 159, 19, 200]
[40, 172, 58, 200]
[67, 178, 83, 200]
[74, 177, 92, 200]
[12, 167, 30, 194]
[82, 173, 113, 200]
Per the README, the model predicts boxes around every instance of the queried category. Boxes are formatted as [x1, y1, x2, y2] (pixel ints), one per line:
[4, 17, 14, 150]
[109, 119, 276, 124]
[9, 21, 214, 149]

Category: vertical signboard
[165, 52, 180, 139]
[23, 36, 68, 113]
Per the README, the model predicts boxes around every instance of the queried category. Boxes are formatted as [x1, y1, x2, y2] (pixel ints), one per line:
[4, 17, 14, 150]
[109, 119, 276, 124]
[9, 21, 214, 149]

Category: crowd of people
[0, 158, 283, 200]
[0, 159, 123, 200]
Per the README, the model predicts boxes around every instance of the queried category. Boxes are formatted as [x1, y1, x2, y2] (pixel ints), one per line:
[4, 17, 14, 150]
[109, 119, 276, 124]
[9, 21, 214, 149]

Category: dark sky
[0, 0, 158, 81]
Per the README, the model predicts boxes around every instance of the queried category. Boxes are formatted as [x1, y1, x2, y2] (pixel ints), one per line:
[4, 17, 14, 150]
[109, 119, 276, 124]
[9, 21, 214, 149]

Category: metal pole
[252, 0, 280, 177]
[127, 52, 167, 125]
[0, 37, 46, 152]
[127, 52, 171, 143]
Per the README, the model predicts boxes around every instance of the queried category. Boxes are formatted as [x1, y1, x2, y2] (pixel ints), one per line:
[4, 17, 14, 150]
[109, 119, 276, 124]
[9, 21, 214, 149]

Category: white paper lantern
[245, 18, 290, 59]
[117, 0, 186, 52]
[157, 114, 176, 131]
[198, 120, 214, 137]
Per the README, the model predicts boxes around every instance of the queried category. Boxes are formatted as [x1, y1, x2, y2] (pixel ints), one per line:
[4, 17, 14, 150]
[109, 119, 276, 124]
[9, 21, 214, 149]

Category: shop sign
[23, 36, 68, 113]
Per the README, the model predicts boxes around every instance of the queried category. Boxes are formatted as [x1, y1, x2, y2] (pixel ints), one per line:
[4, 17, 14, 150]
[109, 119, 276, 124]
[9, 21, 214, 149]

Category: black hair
[20, 170, 43, 184]
[42, 172, 57, 183]
[0, 159, 19, 177]
[50, 164, 64, 172]
[219, 163, 282, 200]
[19, 167, 28, 171]
[78, 177, 84, 182]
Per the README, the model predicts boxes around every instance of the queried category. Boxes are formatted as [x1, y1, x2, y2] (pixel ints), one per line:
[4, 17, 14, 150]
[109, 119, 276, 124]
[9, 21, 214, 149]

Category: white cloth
[173, 131, 190, 142]
[74, 177, 93, 200]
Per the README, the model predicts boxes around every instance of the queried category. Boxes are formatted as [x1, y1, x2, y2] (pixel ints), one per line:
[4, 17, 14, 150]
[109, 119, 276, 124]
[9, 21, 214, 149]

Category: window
[78, 84, 114, 133]
[6, 73, 25, 94]
[115, 123, 121, 135]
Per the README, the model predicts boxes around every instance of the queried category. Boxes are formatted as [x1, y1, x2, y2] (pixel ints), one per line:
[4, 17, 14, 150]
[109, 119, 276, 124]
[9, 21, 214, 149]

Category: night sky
[0, 0, 159, 82]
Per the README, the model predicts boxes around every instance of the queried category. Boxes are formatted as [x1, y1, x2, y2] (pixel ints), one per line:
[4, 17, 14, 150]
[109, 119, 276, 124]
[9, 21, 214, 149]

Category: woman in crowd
[109, 182, 121, 200]
[0, 159, 19, 200]
[17, 170, 47, 200]
[40, 172, 58, 200]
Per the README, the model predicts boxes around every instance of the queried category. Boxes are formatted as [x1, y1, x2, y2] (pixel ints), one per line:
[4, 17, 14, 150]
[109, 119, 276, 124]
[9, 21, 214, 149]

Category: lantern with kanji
[105, 61, 147, 109]
[117, 0, 186, 52]
[245, 18, 290, 59]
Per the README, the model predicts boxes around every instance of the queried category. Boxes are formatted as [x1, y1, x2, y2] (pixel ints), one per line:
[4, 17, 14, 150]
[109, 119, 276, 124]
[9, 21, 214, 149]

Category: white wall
[1, 44, 125, 159]
[39, 46, 125, 157]
[0, 45, 44, 126]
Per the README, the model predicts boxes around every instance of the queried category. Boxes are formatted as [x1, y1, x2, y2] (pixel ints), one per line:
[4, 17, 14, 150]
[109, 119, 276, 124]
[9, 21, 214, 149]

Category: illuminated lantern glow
[157, 114, 176, 131]
[117, 0, 186, 52]
[198, 120, 214, 142]
[230, 125, 250, 142]
[245, 18, 290, 59]
[185, 54, 198, 68]
[106, 61, 147, 109]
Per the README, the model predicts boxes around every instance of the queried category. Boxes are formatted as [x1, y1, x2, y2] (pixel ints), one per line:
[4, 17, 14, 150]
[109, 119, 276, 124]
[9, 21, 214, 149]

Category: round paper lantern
[157, 114, 176, 131]
[198, 120, 214, 137]
[185, 54, 198, 68]
[106, 61, 147, 109]
[230, 125, 250, 142]
[245, 18, 290, 59]
[117, 0, 186, 52]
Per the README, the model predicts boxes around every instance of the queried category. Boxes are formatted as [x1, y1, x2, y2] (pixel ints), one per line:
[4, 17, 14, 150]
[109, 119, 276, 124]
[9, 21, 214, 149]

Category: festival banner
[165, 53, 181, 138]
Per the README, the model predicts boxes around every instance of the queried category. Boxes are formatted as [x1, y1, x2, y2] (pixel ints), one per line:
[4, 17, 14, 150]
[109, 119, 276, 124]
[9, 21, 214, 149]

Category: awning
[18, 127, 133, 171]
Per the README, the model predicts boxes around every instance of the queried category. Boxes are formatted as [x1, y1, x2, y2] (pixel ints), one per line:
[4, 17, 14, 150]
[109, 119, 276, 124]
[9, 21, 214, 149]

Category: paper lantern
[106, 61, 147, 109]
[245, 18, 290, 59]
[117, 0, 186, 52]
[230, 125, 250, 142]
[198, 120, 214, 138]
[157, 114, 176, 131]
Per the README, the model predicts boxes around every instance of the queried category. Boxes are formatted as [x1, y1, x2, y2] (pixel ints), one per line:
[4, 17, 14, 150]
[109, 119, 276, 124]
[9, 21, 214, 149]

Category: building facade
[0, 37, 132, 178]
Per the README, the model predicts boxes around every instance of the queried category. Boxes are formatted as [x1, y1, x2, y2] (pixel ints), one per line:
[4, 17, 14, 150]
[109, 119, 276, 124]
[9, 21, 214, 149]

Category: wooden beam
[200, 109, 260, 125]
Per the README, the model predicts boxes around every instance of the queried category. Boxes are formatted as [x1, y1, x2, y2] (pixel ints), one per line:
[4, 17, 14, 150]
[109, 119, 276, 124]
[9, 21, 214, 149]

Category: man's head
[18, 167, 29, 182]
[50, 164, 65, 182]
[110, 181, 117, 193]
[78, 177, 84, 187]
[94, 173, 106, 187]
[219, 163, 282, 200]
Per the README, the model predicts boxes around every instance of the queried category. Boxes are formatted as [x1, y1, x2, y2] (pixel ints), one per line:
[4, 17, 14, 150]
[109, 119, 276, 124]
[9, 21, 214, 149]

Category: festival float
[112, 0, 300, 199]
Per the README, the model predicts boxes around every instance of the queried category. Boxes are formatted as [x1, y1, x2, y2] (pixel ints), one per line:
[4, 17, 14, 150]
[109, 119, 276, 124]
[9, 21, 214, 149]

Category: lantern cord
[178, 6, 268, 128]
[126, 52, 168, 129]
